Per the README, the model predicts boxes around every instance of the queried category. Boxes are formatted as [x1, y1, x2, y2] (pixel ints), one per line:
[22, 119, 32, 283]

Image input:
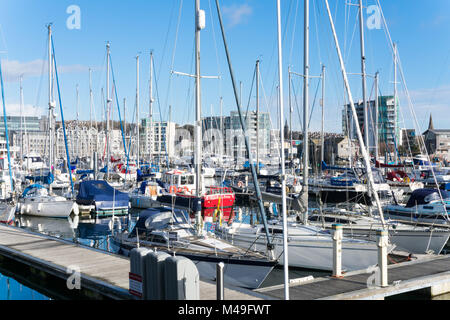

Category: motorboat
[112, 207, 276, 289]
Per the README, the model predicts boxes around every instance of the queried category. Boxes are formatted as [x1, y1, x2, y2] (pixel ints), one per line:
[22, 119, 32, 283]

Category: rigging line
[307, 78, 321, 129]
[292, 77, 303, 133]
[0, 60, 13, 193]
[109, 55, 130, 175]
[377, 1, 448, 215]
[158, 0, 177, 83]
[208, 0, 223, 96]
[344, 5, 360, 66]
[244, 63, 257, 120]
[165, 0, 184, 114]
[152, 53, 170, 165]
[288, 0, 300, 66]
[51, 36, 74, 196]
[33, 38, 48, 116]
[312, 0, 322, 64]
[263, 0, 294, 126]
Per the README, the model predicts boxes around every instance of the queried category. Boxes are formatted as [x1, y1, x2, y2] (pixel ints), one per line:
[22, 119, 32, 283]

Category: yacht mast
[89, 68, 93, 162]
[276, 0, 290, 300]
[149, 51, 154, 164]
[358, 0, 370, 155]
[136, 54, 140, 167]
[320, 65, 326, 169]
[393, 43, 398, 163]
[324, 0, 386, 226]
[256, 59, 260, 174]
[301, 0, 310, 222]
[106, 42, 111, 180]
[48, 25, 55, 178]
[195, 0, 203, 197]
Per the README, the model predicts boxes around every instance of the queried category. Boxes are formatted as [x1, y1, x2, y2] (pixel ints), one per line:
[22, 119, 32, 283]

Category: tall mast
[375, 71, 379, 159]
[123, 97, 126, 155]
[149, 51, 154, 164]
[358, 0, 369, 154]
[324, 0, 386, 226]
[136, 54, 140, 167]
[48, 24, 55, 177]
[393, 43, 398, 163]
[320, 65, 326, 170]
[288, 65, 292, 163]
[302, 0, 310, 221]
[19, 75, 24, 167]
[276, 0, 290, 301]
[256, 59, 260, 174]
[106, 42, 111, 180]
[195, 0, 203, 197]
[89, 68, 93, 159]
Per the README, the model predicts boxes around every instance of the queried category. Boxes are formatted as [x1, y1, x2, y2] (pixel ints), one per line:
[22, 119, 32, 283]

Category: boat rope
[376, 0, 448, 218]
[0, 59, 14, 194]
[51, 36, 74, 196]
[109, 55, 130, 179]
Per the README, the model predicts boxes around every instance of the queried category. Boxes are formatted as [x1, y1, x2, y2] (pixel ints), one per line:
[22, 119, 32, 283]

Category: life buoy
[169, 185, 178, 194]
[178, 186, 189, 194]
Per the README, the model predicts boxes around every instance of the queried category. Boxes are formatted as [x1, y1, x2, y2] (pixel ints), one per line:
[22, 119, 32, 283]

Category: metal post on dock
[332, 224, 343, 278]
[377, 229, 388, 287]
[216, 262, 224, 300]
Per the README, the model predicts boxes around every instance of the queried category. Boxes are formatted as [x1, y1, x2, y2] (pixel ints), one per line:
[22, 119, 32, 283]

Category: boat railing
[207, 186, 234, 195]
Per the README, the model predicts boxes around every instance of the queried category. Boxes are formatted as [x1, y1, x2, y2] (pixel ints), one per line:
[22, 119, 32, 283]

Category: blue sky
[0, 0, 449, 134]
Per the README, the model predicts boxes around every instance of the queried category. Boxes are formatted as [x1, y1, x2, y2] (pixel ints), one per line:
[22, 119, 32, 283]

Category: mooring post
[216, 262, 225, 300]
[332, 224, 343, 278]
[377, 229, 388, 287]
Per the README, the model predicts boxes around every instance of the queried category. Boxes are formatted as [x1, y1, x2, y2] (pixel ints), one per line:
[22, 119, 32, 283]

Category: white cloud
[0, 59, 88, 82]
[222, 3, 253, 27]
[1, 103, 44, 117]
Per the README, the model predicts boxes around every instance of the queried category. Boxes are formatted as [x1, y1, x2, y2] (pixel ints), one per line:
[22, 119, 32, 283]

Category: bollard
[165, 256, 200, 300]
[216, 262, 225, 300]
[129, 248, 151, 299]
[332, 224, 343, 278]
[145, 251, 170, 300]
[377, 229, 389, 287]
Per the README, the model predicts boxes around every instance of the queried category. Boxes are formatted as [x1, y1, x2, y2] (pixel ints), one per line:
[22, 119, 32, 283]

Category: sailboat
[113, 206, 276, 289]
[17, 25, 78, 218]
[131, 4, 236, 225]
[214, 0, 395, 274]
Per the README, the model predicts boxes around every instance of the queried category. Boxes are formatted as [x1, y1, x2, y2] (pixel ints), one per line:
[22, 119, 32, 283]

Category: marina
[0, 0, 449, 304]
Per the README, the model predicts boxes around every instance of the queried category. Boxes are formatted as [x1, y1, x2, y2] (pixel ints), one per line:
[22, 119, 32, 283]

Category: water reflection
[0, 273, 49, 300]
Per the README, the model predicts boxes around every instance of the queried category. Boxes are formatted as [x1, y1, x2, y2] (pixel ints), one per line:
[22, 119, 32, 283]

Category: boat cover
[76, 180, 129, 210]
[405, 189, 450, 208]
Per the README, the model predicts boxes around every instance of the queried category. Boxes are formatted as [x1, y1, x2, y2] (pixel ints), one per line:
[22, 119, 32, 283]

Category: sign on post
[129, 272, 143, 298]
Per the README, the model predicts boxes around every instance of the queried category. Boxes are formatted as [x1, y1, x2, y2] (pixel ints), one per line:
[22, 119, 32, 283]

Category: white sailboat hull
[18, 197, 79, 218]
[216, 224, 383, 272]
